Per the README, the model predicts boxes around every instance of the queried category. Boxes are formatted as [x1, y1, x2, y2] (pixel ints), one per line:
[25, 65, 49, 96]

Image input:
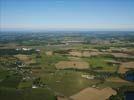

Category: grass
[41, 70, 100, 96]
[0, 70, 9, 80]
[0, 87, 56, 100]
[18, 81, 32, 89]
[97, 81, 134, 89]
[0, 75, 22, 88]
[36, 51, 69, 70]
[23, 88, 56, 100]
[0, 87, 24, 100]
[83, 56, 118, 72]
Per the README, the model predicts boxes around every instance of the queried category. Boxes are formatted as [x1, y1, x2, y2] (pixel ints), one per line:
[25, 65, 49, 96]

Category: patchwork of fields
[0, 32, 134, 100]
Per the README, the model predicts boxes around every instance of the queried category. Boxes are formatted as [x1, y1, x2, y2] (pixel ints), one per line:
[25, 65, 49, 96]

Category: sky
[0, 0, 134, 31]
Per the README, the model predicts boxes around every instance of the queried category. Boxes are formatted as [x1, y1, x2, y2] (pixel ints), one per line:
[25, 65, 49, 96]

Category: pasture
[83, 56, 119, 72]
[0, 88, 56, 100]
[41, 71, 100, 96]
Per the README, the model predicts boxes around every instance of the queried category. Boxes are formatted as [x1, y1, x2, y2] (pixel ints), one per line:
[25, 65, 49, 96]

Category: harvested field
[69, 51, 82, 57]
[68, 57, 82, 61]
[69, 51, 102, 57]
[15, 54, 35, 64]
[0, 56, 17, 63]
[57, 96, 70, 100]
[110, 53, 133, 58]
[118, 62, 134, 74]
[70, 87, 116, 100]
[45, 51, 53, 56]
[83, 51, 102, 57]
[55, 61, 89, 69]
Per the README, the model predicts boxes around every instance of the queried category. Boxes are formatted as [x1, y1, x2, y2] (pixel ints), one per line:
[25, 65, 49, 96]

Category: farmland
[0, 32, 134, 100]
[70, 87, 117, 100]
[55, 61, 89, 69]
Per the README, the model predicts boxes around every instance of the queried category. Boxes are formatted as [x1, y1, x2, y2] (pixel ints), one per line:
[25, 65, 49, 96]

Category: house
[36, 49, 40, 52]
[81, 74, 95, 79]
[22, 48, 31, 51]
[32, 85, 38, 88]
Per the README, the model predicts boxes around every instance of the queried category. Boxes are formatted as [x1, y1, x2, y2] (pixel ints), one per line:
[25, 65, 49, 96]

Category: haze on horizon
[0, 0, 134, 31]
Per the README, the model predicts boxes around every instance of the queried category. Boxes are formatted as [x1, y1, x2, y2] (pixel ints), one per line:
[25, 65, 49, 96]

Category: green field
[36, 52, 69, 70]
[0, 88, 56, 100]
[83, 55, 119, 72]
[41, 70, 100, 96]
[97, 81, 134, 88]
[18, 81, 32, 89]
[0, 75, 22, 88]
[0, 70, 9, 80]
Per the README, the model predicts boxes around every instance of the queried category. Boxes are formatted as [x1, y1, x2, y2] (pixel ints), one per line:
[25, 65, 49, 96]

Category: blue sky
[0, 0, 134, 31]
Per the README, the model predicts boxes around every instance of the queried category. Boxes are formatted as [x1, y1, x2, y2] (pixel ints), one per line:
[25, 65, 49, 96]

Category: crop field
[45, 51, 53, 56]
[83, 56, 119, 72]
[110, 53, 134, 58]
[0, 32, 134, 100]
[0, 70, 9, 80]
[97, 81, 134, 88]
[18, 81, 32, 89]
[70, 87, 117, 100]
[15, 54, 36, 65]
[41, 71, 100, 96]
[36, 52, 69, 70]
[68, 56, 82, 61]
[69, 51, 102, 57]
[82, 51, 102, 57]
[106, 77, 130, 83]
[0, 88, 56, 100]
[69, 51, 82, 57]
[118, 62, 134, 74]
[55, 61, 89, 69]
[0, 56, 18, 68]
[0, 75, 22, 88]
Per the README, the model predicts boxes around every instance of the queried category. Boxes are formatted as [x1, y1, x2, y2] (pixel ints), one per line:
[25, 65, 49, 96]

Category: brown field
[68, 57, 82, 61]
[69, 51, 82, 57]
[110, 53, 133, 58]
[70, 87, 116, 100]
[118, 62, 134, 74]
[0, 56, 17, 61]
[69, 51, 102, 57]
[57, 96, 70, 100]
[15, 54, 35, 64]
[45, 51, 53, 56]
[55, 61, 89, 69]
[83, 51, 102, 57]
